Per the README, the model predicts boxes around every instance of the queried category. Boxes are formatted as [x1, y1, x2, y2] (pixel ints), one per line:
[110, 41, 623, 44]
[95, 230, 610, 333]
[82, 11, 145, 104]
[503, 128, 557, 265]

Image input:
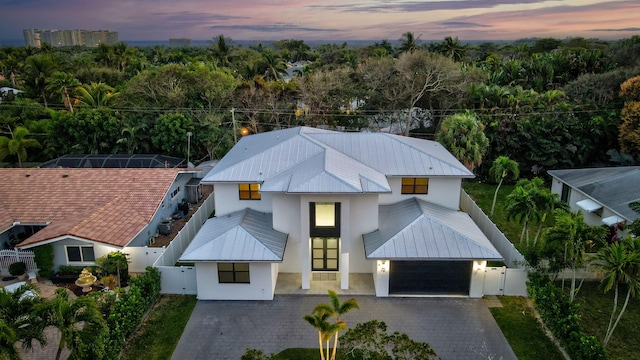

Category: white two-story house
[180, 127, 502, 300]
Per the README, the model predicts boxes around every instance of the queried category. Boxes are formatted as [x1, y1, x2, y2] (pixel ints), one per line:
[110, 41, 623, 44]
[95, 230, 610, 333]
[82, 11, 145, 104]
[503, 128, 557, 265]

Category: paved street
[172, 295, 516, 360]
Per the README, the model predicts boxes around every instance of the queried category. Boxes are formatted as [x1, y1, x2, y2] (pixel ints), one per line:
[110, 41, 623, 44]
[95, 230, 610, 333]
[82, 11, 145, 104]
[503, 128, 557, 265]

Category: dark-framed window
[218, 263, 250, 283]
[401, 177, 429, 194]
[239, 183, 261, 200]
[310, 202, 340, 237]
[561, 183, 571, 202]
[66, 246, 95, 262]
[312, 237, 339, 271]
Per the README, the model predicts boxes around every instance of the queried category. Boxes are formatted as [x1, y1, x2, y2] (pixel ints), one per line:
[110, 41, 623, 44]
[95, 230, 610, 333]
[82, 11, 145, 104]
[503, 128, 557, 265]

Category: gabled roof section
[363, 198, 502, 260]
[548, 167, 640, 221]
[204, 127, 472, 194]
[0, 168, 186, 248]
[179, 208, 287, 262]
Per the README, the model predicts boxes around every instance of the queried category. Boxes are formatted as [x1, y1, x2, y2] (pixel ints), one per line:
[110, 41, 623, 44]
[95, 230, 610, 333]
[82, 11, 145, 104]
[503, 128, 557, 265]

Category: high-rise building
[22, 29, 119, 47]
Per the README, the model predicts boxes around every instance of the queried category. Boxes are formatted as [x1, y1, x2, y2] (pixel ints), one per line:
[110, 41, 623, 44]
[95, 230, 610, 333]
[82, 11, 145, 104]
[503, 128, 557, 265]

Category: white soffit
[602, 215, 625, 226]
[576, 199, 602, 213]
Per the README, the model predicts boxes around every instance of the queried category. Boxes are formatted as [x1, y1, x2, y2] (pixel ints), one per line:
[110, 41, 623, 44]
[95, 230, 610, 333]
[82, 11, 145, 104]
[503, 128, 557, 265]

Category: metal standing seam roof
[363, 198, 503, 260]
[548, 167, 640, 221]
[204, 127, 473, 193]
[179, 208, 288, 262]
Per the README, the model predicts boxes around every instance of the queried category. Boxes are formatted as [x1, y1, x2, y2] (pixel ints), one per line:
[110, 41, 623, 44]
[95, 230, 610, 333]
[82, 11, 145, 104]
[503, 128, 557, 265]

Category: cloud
[311, 0, 558, 13]
[439, 22, 492, 28]
[210, 23, 339, 33]
[151, 11, 249, 23]
[591, 27, 640, 32]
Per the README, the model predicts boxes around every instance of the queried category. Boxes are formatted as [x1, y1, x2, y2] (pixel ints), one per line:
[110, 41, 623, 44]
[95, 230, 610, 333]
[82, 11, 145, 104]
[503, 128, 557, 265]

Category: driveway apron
[171, 295, 516, 360]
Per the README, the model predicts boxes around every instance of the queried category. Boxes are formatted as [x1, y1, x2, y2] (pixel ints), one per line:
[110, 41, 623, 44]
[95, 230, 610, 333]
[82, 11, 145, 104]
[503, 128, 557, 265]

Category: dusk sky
[2, 0, 639, 42]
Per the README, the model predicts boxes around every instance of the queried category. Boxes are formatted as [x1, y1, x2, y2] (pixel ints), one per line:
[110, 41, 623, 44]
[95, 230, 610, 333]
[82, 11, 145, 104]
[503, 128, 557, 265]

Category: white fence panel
[152, 193, 214, 268]
[483, 267, 506, 296]
[460, 189, 527, 269]
[124, 247, 164, 273]
[158, 266, 197, 295]
[0, 249, 38, 276]
[483, 266, 528, 296]
[503, 268, 528, 296]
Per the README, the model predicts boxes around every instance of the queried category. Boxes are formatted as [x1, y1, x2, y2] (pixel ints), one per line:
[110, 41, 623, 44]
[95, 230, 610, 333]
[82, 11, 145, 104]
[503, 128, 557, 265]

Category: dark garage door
[389, 261, 472, 295]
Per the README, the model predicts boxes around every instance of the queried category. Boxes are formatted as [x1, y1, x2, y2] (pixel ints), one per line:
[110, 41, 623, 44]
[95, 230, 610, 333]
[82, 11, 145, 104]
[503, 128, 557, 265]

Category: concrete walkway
[172, 295, 516, 360]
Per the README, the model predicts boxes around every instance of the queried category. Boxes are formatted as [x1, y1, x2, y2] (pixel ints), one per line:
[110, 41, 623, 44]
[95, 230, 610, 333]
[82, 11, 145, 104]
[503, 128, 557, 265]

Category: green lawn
[573, 282, 640, 360]
[120, 295, 197, 360]
[490, 297, 564, 360]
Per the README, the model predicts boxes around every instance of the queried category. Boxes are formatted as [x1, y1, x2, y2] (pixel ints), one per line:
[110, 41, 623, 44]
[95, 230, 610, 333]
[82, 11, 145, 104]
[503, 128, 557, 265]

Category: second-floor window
[401, 177, 429, 194]
[239, 183, 261, 200]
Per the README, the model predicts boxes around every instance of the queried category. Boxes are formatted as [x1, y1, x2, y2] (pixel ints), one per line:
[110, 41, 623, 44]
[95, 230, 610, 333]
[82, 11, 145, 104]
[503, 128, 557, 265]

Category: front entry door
[312, 237, 339, 271]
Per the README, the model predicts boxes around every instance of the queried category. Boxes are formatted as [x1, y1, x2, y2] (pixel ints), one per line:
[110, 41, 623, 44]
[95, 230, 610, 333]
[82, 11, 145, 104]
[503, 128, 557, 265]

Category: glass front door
[312, 237, 339, 271]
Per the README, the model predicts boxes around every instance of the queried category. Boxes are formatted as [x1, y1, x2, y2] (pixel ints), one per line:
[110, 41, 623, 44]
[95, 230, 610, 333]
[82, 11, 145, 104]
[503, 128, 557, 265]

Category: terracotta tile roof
[0, 168, 184, 248]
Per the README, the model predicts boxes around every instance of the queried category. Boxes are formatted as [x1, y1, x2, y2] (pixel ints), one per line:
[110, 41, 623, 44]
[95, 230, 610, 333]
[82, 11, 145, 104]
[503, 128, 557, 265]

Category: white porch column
[340, 199, 350, 290]
[301, 198, 311, 289]
[374, 260, 389, 297]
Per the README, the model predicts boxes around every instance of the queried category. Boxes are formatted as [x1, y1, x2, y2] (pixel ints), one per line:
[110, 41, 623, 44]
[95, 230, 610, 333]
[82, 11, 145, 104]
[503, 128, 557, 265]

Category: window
[561, 183, 571, 202]
[401, 178, 429, 194]
[66, 246, 95, 262]
[218, 263, 250, 283]
[239, 183, 261, 200]
[310, 202, 341, 237]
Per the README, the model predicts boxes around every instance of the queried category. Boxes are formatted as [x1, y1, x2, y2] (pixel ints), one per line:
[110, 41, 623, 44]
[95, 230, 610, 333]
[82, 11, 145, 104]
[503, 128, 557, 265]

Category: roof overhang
[602, 215, 626, 226]
[17, 235, 122, 250]
[576, 199, 602, 213]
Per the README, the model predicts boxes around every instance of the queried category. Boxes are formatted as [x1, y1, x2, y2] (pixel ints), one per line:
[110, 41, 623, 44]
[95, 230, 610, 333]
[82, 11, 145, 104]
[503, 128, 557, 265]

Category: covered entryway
[389, 261, 472, 295]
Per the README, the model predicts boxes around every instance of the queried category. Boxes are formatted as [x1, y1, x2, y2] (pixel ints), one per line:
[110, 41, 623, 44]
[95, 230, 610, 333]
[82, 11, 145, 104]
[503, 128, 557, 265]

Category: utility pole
[230, 108, 238, 144]
[186, 131, 192, 167]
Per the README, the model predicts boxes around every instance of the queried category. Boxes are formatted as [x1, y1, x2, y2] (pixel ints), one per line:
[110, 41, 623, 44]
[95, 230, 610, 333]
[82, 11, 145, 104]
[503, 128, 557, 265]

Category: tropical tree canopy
[436, 112, 489, 171]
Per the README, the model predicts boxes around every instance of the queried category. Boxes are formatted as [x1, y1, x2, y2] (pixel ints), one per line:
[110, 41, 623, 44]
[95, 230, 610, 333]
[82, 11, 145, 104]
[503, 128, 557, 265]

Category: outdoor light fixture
[378, 260, 388, 273]
[473, 261, 486, 272]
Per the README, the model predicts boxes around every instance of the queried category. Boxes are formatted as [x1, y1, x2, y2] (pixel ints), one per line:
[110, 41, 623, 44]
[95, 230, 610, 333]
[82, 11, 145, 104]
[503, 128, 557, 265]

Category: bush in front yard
[33, 245, 54, 278]
[102, 266, 161, 360]
[8, 261, 26, 276]
[528, 271, 608, 360]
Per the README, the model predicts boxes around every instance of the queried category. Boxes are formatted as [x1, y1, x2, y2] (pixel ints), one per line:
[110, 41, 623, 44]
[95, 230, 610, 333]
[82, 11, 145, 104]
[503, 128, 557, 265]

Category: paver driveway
[171, 295, 516, 360]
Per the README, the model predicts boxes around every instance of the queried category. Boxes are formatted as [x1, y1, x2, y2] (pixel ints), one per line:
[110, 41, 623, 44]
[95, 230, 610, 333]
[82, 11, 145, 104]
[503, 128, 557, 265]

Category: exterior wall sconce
[378, 260, 389, 273]
[473, 261, 486, 272]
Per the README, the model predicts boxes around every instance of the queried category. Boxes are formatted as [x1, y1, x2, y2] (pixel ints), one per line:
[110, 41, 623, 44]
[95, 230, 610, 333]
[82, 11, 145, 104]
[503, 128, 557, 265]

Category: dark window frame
[310, 202, 341, 237]
[561, 183, 571, 202]
[401, 177, 429, 194]
[65, 245, 95, 262]
[238, 183, 261, 200]
[218, 263, 250, 284]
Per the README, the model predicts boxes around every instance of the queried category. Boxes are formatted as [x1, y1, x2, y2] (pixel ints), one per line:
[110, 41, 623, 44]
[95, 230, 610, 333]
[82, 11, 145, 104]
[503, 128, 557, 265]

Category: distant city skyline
[1, 0, 639, 43]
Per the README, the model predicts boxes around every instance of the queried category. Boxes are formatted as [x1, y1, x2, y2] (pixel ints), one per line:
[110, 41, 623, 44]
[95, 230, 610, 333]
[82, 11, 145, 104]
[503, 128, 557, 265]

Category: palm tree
[75, 82, 119, 108]
[543, 209, 607, 302]
[489, 156, 519, 216]
[117, 118, 150, 154]
[261, 49, 287, 80]
[0, 126, 42, 167]
[0, 283, 47, 358]
[327, 290, 359, 360]
[303, 304, 337, 360]
[398, 32, 420, 54]
[436, 112, 489, 172]
[504, 178, 557, 243]
[593, 237, 640, 346]
[23, 54, 57, 107]
[37, 288, 107, 360]
[45, 71, 81, 112]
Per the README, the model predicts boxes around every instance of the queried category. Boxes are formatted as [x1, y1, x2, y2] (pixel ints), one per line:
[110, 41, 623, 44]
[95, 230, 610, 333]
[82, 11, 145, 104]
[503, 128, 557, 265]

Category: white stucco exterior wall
[379, 177, 462, 210]
[469, 260, 487, 298]
[49, 238, 120, 270]
[194, 262, 276, 300]
[212, 183, 273, 216]
[273, 194, 302, 273]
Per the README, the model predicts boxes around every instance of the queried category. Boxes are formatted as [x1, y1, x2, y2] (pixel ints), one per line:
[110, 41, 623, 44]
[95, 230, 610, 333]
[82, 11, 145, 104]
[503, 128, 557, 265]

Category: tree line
[1, 34, 639, 175]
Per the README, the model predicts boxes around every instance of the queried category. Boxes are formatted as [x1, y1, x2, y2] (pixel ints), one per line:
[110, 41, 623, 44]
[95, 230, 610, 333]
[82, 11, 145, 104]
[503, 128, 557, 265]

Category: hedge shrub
[8, 261, 26, 276]
[33, 245, 54, 278]
[528, 271, 608, 360]
[103, 266, 161, 360]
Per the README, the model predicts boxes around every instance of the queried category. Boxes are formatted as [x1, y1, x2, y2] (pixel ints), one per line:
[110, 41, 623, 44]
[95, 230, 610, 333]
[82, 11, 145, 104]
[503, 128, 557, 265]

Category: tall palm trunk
[490, 174, 505, 216]
[317, 331, 325, 360]
[604, 286, 631, 346]
[331, 332, 339, 360]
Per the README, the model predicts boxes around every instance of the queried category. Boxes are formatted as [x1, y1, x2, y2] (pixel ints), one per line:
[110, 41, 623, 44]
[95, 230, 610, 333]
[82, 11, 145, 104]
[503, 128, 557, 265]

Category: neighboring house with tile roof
[1, 168, 197, 269]
[180, 127, 502, 300]
[548, 166, 640, 237]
